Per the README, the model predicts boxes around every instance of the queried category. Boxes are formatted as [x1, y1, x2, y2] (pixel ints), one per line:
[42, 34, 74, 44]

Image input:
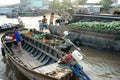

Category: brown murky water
[80, 47, 120, 80]
[0, 15, 120, 80]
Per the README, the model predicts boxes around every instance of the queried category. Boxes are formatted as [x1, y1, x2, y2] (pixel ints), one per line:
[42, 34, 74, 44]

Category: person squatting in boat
[27, 29, 33, 37]
[57, 50, 83, 69]
[58, 50, 83, 63]
[57, 50, 91, 80]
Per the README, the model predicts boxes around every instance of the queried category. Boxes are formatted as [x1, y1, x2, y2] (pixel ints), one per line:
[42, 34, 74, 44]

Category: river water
[0, 15, 120, 80]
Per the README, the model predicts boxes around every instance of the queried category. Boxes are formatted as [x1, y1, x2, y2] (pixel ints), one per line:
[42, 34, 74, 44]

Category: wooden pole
[76, 0, 79, 9]
[52, 0, 54, 11]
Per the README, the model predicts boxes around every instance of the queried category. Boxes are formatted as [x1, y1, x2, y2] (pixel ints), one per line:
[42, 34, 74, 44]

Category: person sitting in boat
[42, 33, 51, 43]
[57, 50, 85, 78]
[57, 50, 90, 80]
[42, 37, 50, 43]
[27, 29, 33, 37]
[58, 50, 83, 65]
[14, 27, 23, 52]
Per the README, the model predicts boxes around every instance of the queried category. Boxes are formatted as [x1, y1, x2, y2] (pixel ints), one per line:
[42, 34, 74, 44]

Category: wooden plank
[24, 41, 59, 61]
[34, 63, 72, 80]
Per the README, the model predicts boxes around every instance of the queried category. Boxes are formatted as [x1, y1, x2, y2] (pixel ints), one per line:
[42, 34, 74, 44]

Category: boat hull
[1, 31, 74, 80]
[4, 46, 58, 80]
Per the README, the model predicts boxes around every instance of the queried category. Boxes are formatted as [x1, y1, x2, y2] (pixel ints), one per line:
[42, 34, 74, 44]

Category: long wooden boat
[0, 23, 23, 33]
[49, 25, 120, 54]
[21, 29, 84, 55]
[1, 31, 77, 80]
[22, 29, 65, 46]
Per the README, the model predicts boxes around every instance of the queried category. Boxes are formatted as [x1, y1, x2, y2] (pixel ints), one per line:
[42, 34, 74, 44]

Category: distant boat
[0, 23, 22, 32]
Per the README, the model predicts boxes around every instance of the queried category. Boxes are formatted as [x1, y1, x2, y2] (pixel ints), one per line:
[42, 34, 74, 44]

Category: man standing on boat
[17, 16, 24, 27]
[42, 15, 48, 29]
[14, 27, 22, 53]
[49, 12, 54, 26]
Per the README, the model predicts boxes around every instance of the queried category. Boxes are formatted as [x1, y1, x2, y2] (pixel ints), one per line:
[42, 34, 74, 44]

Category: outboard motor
[72, 50, 84, 62]
[63, 50, 90, 80]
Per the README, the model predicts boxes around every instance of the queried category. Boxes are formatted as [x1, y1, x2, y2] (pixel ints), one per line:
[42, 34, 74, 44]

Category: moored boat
[1, 31, 71, 80]
[1, 30, 90, 80]
[49, 25, 120, 54]
[21, 29, 84, 55]
[0, 23, 23, 33]
[22, 29, 65, 46]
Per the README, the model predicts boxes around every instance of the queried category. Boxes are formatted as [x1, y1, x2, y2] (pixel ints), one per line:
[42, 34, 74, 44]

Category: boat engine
[72, 50, 84, 62]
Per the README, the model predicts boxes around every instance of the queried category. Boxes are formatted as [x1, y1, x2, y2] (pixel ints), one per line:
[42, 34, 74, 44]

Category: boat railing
[1, 31, 26, 65]
[22, 34, 65, 57]
[24, 41, 59, 61]
[1, 39, 25, 65]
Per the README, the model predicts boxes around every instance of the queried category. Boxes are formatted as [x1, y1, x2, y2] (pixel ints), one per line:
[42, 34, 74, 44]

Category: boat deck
[34, 63, 71, 79]
[12, 48, 43, 69]
[12, 48, 72, 80]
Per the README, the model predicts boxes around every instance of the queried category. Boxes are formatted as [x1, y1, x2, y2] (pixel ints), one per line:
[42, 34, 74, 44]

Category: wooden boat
[0, 23, 23, 33]
[21, 29, 82, 54]
[1, 29, 90, 80]
[23, 29, 65, 46]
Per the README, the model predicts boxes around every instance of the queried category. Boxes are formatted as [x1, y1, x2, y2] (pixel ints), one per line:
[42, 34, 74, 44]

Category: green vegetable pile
[33, 34, 45, 40]
[68, 21, 120, 31]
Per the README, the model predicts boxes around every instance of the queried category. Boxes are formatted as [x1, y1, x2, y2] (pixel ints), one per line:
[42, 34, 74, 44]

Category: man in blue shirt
[14, 27, 22, 52]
